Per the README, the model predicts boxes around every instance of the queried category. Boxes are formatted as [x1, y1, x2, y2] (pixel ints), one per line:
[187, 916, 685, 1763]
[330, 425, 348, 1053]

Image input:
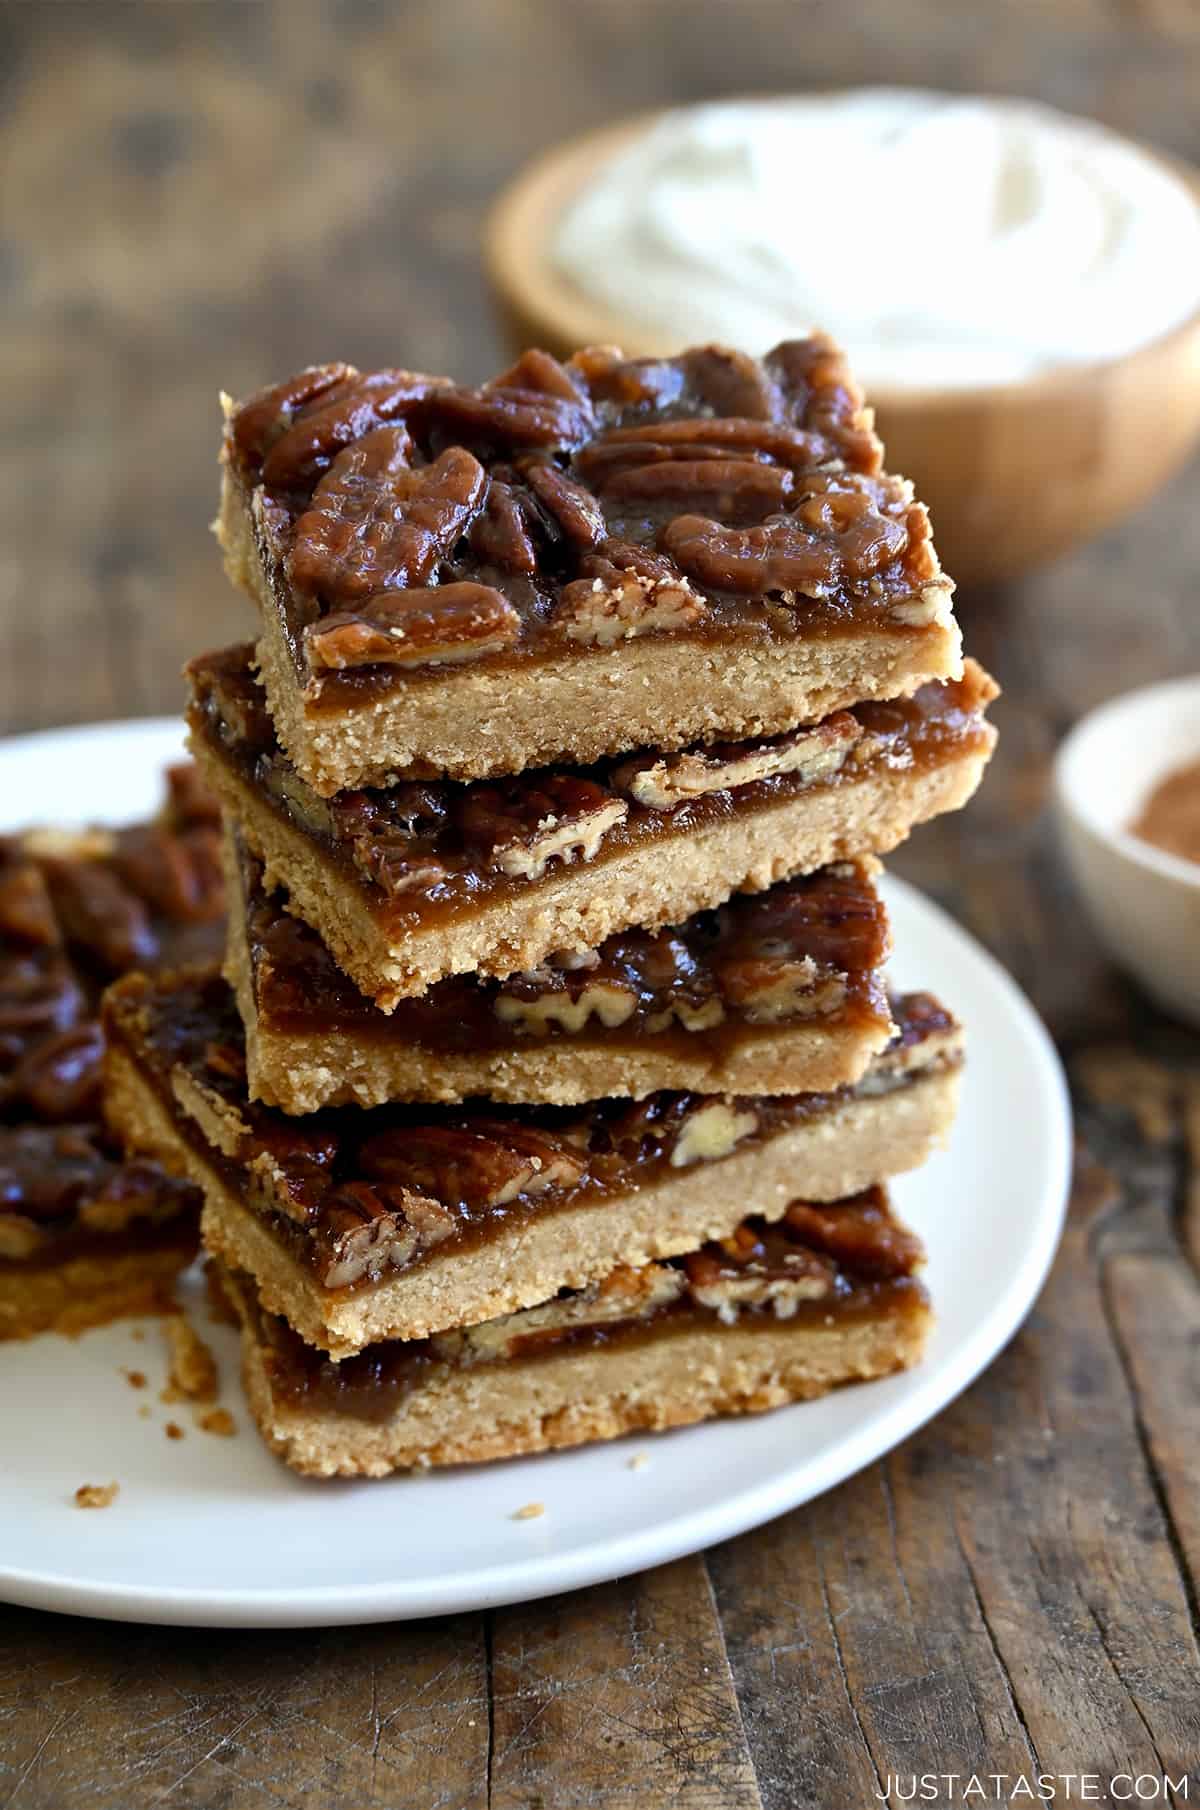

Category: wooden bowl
[485, 110, 1200, 587]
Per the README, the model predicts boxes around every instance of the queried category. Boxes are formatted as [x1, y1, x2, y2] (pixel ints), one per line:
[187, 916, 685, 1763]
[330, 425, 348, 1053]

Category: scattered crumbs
[165, 1421, 185, 1441]
[627, 1452, 649, 1471]
[512, 1501, 545, 1521]
[165, 1314, 218, 1404]
[130, 1328, 145, 1343]
[122, 1369, 147, 1389]
[197, 1407, 236, 1438]
[159, 1383, 182, 1406]
[75, 1482, 119, 1509]
[137, 1404, 152, 1420]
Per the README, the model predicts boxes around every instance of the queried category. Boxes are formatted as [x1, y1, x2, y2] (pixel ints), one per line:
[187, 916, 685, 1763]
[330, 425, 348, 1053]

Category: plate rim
[0, 718, 1072, 1627]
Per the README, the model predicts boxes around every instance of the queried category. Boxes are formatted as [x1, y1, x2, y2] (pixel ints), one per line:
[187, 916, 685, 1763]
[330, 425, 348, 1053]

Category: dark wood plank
[488, 1557, 762, 1809]
[0, 1609, 491, 1809]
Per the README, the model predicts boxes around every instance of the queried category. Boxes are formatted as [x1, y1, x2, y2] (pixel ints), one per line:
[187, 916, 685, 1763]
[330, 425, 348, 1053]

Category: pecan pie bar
[102, 970, 961, 1358]
[226, 830, 894, 1110]
[218, 338, 962, 792]
[214, 1185, 931, 1476]
[0, 768, 223, 1339]
[189, 642, 997, 1008]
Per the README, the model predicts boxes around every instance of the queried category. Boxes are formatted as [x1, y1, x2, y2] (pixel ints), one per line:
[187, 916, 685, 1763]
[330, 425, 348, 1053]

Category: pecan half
[41, 860, 157, 976]
[602, 458, 793, 526]
[259, 370, 436, 498]
[288, 431, 487, 605]
[612, 713, 860, 811]
[468, 480, 538, 574]
[304, 582, 520, 672]
[424, 383, 591, 454]
[112, 824, 224, 923]
[461, 776, 626, 880]
[521, 461, 606, 548]
[0, 861, 59, 948]
[661, 474, 910, 597]
[228, 363, 353, 481]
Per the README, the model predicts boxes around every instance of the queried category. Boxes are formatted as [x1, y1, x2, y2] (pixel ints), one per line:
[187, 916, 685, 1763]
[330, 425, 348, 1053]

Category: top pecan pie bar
[219, 337, 962, 793]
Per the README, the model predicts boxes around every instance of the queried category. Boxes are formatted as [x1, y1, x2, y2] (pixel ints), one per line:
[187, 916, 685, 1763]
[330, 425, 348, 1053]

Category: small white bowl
[1054, 676, 1200, 1024]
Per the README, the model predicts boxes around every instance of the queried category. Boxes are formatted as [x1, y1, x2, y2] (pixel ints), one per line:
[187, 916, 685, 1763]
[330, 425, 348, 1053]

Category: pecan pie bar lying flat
[0, 767, 223, 1339]
[189, 642, 996, 1008]
[102, 971, 961, 1359]
[225, 829, 895, 1111]
[218, 338, 962, 792]
[214, 1185, 931, 1477]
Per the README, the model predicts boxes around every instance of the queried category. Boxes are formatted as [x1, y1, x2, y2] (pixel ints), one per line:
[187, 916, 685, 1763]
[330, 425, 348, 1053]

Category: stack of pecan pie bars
[103, 337, 997, 1477]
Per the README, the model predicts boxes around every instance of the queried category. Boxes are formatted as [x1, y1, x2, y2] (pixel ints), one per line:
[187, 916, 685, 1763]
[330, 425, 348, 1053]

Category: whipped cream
[551, 90, 1200, 390]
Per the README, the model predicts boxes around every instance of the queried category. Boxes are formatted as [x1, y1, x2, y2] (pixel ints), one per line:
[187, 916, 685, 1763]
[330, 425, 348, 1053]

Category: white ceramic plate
[0, 718, 1072, 1628]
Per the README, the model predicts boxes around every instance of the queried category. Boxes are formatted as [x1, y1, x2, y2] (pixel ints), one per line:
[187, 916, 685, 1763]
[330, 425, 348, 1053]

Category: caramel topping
[224, 336, 956, 683]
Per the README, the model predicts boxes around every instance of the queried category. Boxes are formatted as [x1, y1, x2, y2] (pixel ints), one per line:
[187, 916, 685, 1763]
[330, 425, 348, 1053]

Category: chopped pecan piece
[716, 955, 846, 1023]
[784, 1190, 924, 1279]
[488, 348, 589, 405]
[288, 431, 487, 605]
[683, 1234, 836, 1322]
[612, 714, 860, 810]
[494, 975, 638, 1036]
[461, 776, 626, 880]
[661, 473, 911, 598]
[305, 582, 521, 672]
[439, 1261, 684, 1363]
[320, 1179, 454, 1289]
[358, 1122, 580, 1208]
[553, 542, 706, 647]
[669, 1099, 759, 1168]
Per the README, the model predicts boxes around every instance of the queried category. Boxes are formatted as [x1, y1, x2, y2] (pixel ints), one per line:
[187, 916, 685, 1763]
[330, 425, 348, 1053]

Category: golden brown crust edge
[230, 1270, 933, 1478]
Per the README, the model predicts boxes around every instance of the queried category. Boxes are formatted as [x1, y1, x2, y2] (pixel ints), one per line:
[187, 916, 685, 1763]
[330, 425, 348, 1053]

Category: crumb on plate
[512, 1501, 545, 1521]
[74, 1482, 119, 1509]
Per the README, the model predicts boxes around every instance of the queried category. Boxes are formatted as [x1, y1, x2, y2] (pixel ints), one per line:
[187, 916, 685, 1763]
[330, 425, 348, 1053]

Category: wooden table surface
[3, 3, 1200, 1805]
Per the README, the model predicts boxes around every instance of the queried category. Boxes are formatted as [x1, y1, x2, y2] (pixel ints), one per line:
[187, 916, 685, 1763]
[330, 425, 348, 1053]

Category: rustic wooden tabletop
[3, 3, 1200, 1805]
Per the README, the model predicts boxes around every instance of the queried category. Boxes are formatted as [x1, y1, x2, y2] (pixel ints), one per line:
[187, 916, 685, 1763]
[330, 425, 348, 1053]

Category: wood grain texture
[2, 1, 1200, 1805]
